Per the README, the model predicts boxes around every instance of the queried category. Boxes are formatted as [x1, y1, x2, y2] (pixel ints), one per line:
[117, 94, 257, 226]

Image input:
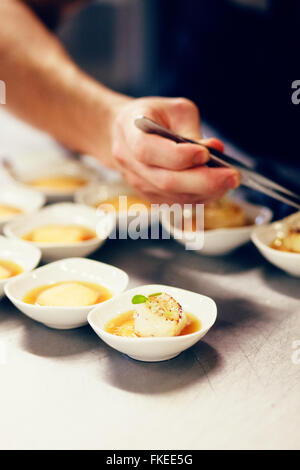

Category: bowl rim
[0, 183, 46, 221]
[88, 284, 217, 343]
[0, 236, 41, 286]
[4, 257, 129, 311]
[251, 225, 300, 259]
[3, 203, 115, 247]
[74, 181, 152, 211]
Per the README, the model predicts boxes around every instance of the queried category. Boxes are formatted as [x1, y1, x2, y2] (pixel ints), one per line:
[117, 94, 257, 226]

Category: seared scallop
[133, 292, 187, 337]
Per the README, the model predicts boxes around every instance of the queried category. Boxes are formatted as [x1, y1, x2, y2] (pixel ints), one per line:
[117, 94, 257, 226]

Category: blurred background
[58, 1, 299, 163]
[2, 0, 300, 216]
[55, 0, 300, 214]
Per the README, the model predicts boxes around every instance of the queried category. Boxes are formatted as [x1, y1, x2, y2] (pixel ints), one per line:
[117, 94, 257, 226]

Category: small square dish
[0, 236, 41, 299]
[88, 284, 217, 362]
[3, 203, 115, 261]
[5, 257, 129, 329]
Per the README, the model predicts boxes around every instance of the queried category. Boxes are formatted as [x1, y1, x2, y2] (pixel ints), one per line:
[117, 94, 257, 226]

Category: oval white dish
[75, 181, 138, 210]
[3, 202, 116, 261]
[160, 199, 273, 256]
[11, 158, 99, 202]
[75, 181, 154, 230]
[0, 235, 41, 299]
[252, 214, 300, 277]
[0, 183, 45, 231]
[5, 257, 129, 329]
[88, 284, 217, 362]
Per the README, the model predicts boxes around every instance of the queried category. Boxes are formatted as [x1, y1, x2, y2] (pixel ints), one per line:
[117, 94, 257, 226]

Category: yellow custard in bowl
[22, 224, 97, 244]
[0, 259, 23, 280]
[0, 204, 23, 219]
[29, 176, 87, 192]
[170, 198, 248, 232]
[23, 281, 112, 307]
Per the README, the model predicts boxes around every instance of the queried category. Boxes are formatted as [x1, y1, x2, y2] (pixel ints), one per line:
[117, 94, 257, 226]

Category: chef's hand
[111, 97, 241, 204]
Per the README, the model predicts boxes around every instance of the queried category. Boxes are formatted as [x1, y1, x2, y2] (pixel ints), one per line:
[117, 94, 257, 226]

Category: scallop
[204, 199, 247, 230]
[133, 293, 187, 337]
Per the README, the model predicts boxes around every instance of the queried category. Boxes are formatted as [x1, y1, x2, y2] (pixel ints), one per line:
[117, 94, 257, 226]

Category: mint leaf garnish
[132, 295, 148, 304]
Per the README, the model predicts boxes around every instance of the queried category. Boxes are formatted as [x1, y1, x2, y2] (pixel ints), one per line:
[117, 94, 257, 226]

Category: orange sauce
[0, 204, 23, 219]
[22, 224, 96, 243]
[0, 259, 23, 280]
[29, 176, 86, 192]
[105, 310, 201, 338]
[96, 195, 151, 212]
[23, 281, 112, 306]
[270, 238, 286, 251]
[270, 234, 300, 254]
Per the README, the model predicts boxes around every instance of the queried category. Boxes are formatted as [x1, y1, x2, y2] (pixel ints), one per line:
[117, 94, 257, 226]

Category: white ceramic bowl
[0, 183, 45, 231]
[11, 158, 98, 202]
[88, 284, 217, 362]
[75, 181, 136, 208]
[0, 236, 41, 299]
[75, 181, 154, 229]
[5, 258, 129, 329]
[3, 203, 115, 261]
[252, 216, 300, 277]
[160, 199, 273, 256]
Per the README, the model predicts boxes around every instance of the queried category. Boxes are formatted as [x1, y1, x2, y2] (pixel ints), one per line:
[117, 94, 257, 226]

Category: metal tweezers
[135, 116, 300, 210]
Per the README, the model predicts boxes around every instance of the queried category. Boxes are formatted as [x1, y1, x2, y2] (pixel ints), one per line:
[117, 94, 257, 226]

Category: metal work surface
[0, 236, 300, 450]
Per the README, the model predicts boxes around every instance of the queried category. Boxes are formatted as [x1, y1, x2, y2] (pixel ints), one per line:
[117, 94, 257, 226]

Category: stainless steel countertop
[0, 109, 299, 450]
[1, 237, 300, 450]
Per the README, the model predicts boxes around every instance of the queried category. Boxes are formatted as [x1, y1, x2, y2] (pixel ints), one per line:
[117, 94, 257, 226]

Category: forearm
[0, 0, 130, 166]
[0, 1, 240, 204]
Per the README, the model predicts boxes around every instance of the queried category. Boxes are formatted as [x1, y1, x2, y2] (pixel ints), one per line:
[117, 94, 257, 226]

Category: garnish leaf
[132, 295, 148, 304]
[148, 292, 162, 297]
